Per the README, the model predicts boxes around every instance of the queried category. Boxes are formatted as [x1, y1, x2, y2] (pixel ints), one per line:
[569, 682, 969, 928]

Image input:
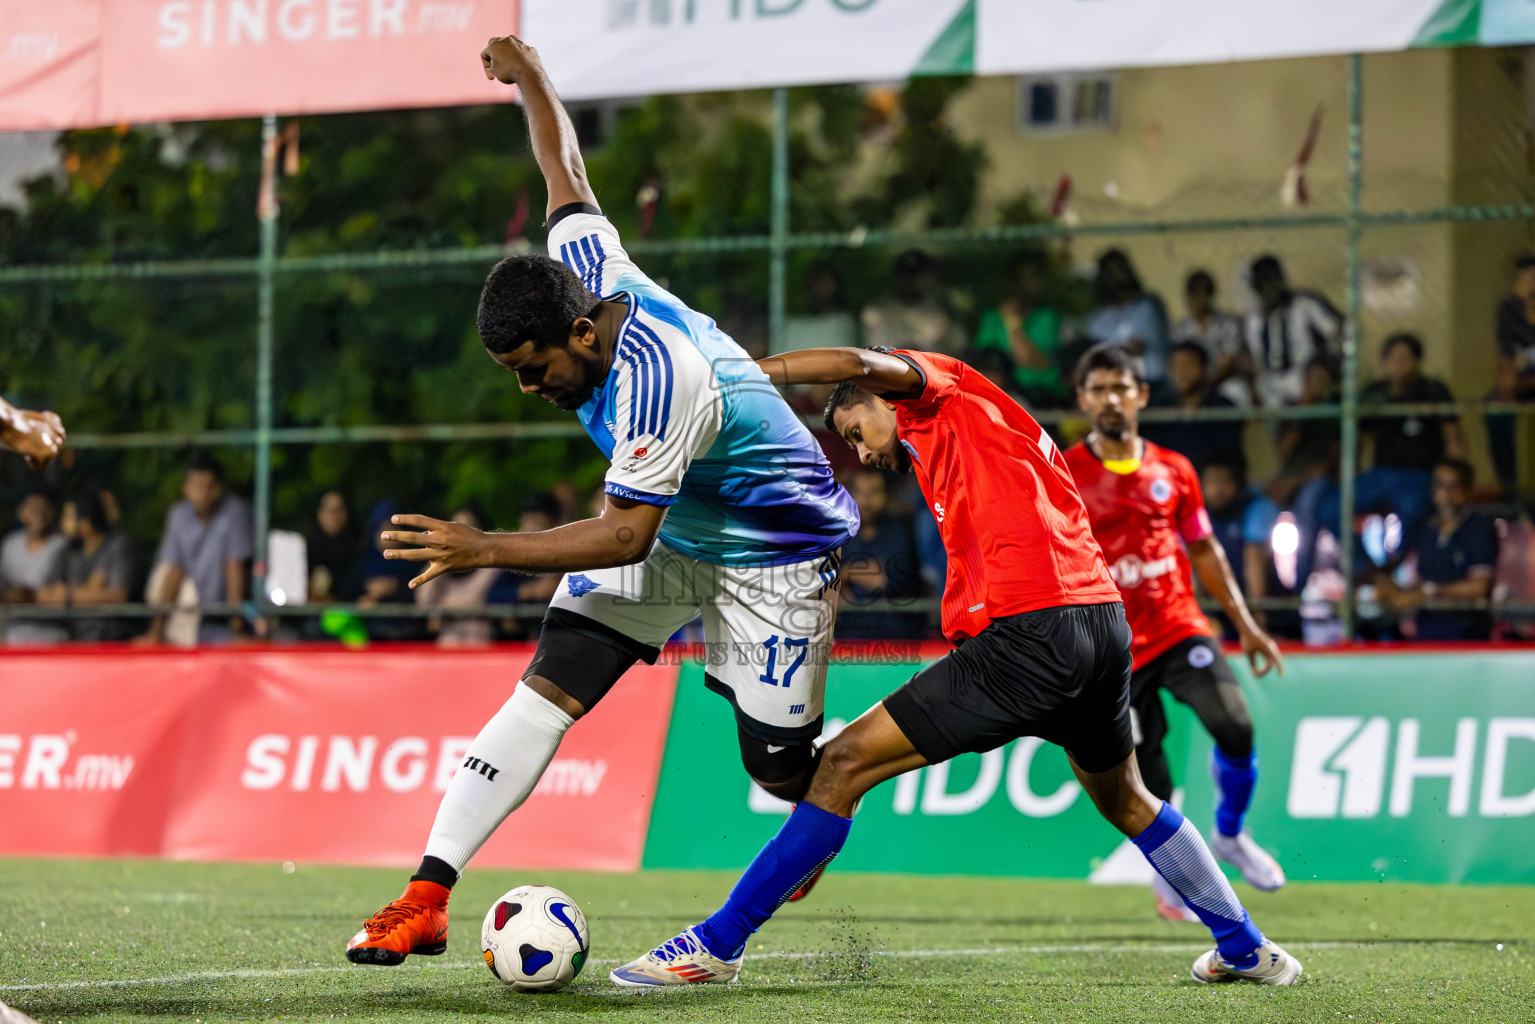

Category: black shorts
[1130, 634, 1245, 753]
[882, 602, 1134, 774]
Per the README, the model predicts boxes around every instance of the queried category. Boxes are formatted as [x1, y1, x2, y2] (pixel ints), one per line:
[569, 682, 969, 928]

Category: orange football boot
[345, 880, 451, 965]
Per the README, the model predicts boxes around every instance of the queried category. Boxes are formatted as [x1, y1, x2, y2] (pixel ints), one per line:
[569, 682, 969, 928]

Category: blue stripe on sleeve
[589, 234, 608, 294]
[563, 240, 591, 285]
[604, 482, 677, 507]
[579, 235, 604, 293]
[630, 321, 674, 441]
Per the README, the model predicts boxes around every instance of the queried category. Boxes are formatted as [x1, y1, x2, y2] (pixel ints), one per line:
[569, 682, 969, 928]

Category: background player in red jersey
[612, 345, 1301, 989]
[1066, 345, 1287, 924]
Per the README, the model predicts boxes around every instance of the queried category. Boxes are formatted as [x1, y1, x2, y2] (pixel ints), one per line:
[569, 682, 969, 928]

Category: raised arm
[481, 34, 598, 216]
[0, 397, 65, 468]
[756, 347, 923, 397]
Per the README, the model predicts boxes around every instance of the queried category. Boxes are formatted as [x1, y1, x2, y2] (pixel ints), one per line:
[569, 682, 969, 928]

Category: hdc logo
[1287, 717, 1535, 819]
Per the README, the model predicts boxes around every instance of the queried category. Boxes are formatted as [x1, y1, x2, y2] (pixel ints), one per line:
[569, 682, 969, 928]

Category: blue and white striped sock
[1132, 801, 1264, 965]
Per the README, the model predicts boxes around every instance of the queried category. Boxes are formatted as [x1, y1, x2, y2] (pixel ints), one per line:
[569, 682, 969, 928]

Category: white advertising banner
[522, 0, 1524, 102]
[523, 0, 974, 100]
[975, 0, 1443, 76]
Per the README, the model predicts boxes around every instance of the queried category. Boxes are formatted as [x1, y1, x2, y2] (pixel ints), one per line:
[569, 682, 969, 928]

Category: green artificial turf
[1, 858, 1531, 1022]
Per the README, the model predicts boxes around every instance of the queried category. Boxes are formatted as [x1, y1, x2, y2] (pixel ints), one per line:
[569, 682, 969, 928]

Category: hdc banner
[644, 652, 1535, 885]
[0, 648, 677, 871]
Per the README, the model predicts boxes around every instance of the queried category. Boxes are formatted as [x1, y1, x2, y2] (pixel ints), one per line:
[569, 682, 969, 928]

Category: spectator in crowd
[549, 480, 583, 527]
[1245, 254, 1343, 407]
[971, 250, 1067, 407]
[1085, 248, 1171, 385]
[306, 489, 357, 604]
[343, 498, 421, 640]
[36, 491, 132, 642]
[0, 491, 68, 644]
[484, 490, 573, 635]
[1201, 459, 1280, 628]
[778, 262, 859, 354]
[142, 453, 253, 645]
[836, 468, 924, 639]
[1487, 254, 1535, 492]
[414, 502, 501, 647]
[510, 491, 564, 607]
[1143, 341, 1242, 472]
[1174, 269, 1252, 406]
[1356, 332, 1466, 535]
[1271, 356, 1343, 587]
[861, 249, 966, 356]
[1376, 459, 1497, 640]
[966, 347, 1026, 404]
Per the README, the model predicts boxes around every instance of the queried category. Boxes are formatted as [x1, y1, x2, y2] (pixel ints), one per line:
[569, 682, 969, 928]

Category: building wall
[947, 49, 1535, 484]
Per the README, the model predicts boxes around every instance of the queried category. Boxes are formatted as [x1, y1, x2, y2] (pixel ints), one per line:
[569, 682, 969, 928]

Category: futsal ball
[479, 885, 590, 992]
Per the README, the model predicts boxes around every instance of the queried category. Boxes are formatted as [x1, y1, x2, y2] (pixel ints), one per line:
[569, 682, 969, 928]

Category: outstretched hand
[380, 514, 491, 590]
[0, 406, 65, 469]
[1240, 627, 1285, 678]
[481, 34, 544, 85]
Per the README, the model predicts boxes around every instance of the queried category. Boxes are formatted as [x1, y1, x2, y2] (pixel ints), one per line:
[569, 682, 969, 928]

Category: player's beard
[1093, 412, 1132, 441]
[547, 358, 604, 410]
[890, 440, 913, 474]
[550, 388, 594, 411]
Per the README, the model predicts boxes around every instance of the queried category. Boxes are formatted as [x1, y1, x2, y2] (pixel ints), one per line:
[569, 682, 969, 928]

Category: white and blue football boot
[1210, 831, 1287, 891]
[609, 927, 743, 988]
[1192, 940, 1303, 985]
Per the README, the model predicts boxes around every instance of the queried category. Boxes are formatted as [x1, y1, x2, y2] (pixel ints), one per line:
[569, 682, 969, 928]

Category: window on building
[1018, 73, 1118, 135]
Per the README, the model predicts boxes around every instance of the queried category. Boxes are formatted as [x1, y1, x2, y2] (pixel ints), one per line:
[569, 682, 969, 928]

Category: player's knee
[814, 733, 877, 799]
[520, 675, 587, 720]
[1211, 711, 1254, 760]
[739, 729, 821, 803]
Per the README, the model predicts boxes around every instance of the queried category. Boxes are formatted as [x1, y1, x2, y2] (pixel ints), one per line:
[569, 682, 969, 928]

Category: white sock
[422, 684, 574, 874]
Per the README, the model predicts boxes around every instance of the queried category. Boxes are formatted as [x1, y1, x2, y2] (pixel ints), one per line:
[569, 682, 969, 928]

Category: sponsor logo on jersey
[1188, 644, 1216, 669]
[933, 502, 946, 523]
[1150, 477, 1173, 503]
[789, 704, 806, 715]
[632, 446, 649, 458]
[1109, 553, 1177, 588]
[566, 574, 602, 598]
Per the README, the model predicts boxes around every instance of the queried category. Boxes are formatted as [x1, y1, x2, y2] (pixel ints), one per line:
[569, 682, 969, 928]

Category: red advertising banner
[0, 0, 519, 131]
[0, 647, 676, 871]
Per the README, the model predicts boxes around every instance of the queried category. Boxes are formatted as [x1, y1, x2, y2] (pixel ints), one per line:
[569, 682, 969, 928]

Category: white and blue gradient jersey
[548, 207, 858, 567]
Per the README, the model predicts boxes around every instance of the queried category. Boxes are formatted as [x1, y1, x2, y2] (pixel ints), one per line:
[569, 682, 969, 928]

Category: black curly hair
[476, 254, 602, 355]
[823, 345, 897, 432]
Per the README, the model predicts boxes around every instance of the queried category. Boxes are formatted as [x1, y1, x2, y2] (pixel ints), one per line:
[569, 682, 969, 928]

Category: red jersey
[890, 351, 1120, 642]
[1063, 439, 1215, 670]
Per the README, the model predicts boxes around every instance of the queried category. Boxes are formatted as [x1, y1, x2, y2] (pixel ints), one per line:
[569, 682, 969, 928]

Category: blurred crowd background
[5, 53, 1535, 646]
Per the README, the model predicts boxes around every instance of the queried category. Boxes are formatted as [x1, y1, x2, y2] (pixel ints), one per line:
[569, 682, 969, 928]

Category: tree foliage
[0, 78, 1005, 544]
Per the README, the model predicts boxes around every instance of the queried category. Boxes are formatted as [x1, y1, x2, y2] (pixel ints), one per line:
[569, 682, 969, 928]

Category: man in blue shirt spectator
[1200, 459, 1280, 635]
[1377, 459, 1497, 640]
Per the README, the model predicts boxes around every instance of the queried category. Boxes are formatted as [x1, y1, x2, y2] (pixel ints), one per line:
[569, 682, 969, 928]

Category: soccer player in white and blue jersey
[344, 34, 859, 966]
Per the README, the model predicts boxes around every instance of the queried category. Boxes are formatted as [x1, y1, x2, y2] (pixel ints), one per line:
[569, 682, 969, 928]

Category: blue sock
[1212, 748, 1257, 838]
[693, 802, 852, 960]
[1132, 801, 1264, 965]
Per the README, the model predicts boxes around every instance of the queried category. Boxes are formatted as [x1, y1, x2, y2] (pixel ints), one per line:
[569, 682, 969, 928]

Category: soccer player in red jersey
[1065, 345, 1288, 923]
[612, 346, 1301, 988]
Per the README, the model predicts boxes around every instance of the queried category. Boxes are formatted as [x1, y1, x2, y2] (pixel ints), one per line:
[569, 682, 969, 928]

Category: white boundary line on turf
[0, 939, 1491, 994]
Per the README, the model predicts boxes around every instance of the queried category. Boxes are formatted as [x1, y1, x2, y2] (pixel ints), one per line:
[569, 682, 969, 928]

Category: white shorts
[547, 541, 840, 742]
